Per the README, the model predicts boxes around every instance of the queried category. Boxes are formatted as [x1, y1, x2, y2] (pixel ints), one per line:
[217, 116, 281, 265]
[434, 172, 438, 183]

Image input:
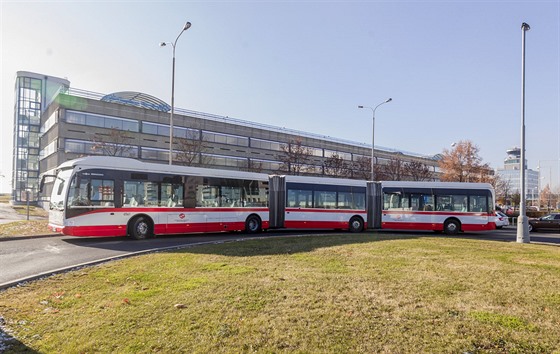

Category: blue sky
[1, 0, 559, 193]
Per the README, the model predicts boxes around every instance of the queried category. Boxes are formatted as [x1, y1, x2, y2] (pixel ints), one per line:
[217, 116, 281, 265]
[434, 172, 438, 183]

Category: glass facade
[13, 77, 42, 201]
[12, 72, 69, 203]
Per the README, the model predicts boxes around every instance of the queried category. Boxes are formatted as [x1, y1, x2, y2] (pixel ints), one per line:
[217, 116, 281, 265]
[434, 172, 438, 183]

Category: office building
[11, 71, 440, 204]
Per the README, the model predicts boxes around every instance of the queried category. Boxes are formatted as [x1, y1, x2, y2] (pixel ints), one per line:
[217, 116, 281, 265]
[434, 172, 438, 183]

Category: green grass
[1, 234, 560, 353]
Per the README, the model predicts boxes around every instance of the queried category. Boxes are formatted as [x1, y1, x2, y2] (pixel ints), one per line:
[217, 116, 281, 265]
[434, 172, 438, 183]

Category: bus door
[367, 182, 382, 229]
[268, 175, 286, 228]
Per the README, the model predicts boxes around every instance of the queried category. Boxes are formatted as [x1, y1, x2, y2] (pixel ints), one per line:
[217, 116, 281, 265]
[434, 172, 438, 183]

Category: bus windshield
[50, 169, 73, 210]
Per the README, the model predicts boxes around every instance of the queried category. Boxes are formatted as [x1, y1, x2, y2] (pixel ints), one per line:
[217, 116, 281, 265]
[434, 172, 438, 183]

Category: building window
[202, 131, 249, 147]
[250, 138, 282, 151]
[66, 111, 139, 132]
[141, 147, 169, 161]
[65, 139, 138, 158]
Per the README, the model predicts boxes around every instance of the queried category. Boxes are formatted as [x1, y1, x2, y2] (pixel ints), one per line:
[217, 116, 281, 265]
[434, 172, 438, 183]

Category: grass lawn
[0, 234, 559, 353]
[0, 220, 50, 238]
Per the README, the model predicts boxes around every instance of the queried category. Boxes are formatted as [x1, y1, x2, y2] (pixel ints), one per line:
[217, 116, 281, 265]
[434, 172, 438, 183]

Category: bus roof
[56, 156, 269, 181]
[380, 180, 494, 190]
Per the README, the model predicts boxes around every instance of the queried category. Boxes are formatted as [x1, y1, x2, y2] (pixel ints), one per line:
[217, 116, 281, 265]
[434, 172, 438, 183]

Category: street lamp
[517, 22, 530, 244]
[358, 98, 392, 181]
[160, 21, 192, 165]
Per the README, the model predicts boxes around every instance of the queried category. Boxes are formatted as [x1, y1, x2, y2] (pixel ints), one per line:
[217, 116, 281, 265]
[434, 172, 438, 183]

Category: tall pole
[517, 22, 530, 243]
[161, 21, 192, 165]
[358, 98, 392, 181]
[170, 50, 176, 165]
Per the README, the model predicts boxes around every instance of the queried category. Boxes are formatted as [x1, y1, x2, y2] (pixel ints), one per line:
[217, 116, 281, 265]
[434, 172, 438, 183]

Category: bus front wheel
[129, 216, 152, 240]
[443, 219, 460, 235]
[245, 215, 262, 234]
[349, 216, 364, 233]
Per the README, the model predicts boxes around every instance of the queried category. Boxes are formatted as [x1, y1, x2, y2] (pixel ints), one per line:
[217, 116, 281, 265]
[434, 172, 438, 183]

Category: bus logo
[179, 213, 185, 219]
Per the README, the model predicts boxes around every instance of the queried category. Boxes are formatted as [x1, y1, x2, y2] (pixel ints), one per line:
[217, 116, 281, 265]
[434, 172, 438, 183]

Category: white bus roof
[279, 174, 367, 187]
[380, 181, 493, 190]
[56, 156, 269, 181]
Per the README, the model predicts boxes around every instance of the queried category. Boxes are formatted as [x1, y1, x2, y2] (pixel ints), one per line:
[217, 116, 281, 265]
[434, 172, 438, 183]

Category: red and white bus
[374, 181, 496, 234]
[43, 156, 495, 239]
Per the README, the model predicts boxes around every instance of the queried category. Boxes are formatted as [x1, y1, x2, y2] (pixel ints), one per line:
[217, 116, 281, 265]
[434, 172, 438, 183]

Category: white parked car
[494, 211, 509, 229]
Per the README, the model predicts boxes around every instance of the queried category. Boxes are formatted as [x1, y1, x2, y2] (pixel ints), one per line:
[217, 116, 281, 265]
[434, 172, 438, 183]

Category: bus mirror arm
[39, 174, 57, 193]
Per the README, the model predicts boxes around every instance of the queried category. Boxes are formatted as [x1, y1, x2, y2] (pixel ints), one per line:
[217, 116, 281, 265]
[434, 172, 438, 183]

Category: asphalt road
[1, 228, 559, 289]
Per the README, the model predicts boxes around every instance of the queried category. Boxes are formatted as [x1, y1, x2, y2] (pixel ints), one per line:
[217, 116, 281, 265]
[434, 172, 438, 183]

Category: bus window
[338, 191, 365, 210]
[68, 176, 114, 208]
[383, 192, 402, 210]
[220, 186, 243, 207]
[469, 195, 488, 212]
[68, 176, 90, 207]
[314, 190, 336, 209]
[422, 195, 435, 211]
[90, 179, 114, 206]
[124, 181, 158, 207]
[288, 189, 312, 208]
[409, 194, 421, 211]
[436, 195, 467, 211]
[162, 183, 183, 207]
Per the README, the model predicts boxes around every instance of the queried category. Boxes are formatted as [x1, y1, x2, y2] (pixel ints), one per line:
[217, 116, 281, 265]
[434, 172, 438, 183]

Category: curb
[0, 234, 60, 242]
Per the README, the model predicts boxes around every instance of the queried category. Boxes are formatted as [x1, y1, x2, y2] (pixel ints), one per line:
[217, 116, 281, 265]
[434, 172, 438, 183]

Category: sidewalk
[0, 202, 46, 224]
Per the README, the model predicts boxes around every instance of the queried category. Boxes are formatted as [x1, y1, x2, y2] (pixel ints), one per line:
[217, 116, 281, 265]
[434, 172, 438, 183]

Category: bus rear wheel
[129, 216, 152, 240]
[444, 219, 460, 235]
[349, 216, 364, 233]
[245, 215, 262, 234]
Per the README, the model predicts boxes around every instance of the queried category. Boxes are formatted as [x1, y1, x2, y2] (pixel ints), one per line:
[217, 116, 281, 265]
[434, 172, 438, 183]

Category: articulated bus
[43, 156, 495, 239]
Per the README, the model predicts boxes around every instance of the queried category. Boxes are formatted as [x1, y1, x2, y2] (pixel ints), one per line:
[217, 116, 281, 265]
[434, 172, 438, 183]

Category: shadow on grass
[167, 231, 428, 257]
[0, 327, 39, 353]
[62, 229, 429, 257]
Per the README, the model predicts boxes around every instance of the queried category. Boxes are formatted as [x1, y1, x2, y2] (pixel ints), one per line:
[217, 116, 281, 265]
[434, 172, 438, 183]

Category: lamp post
[160, 21, 192, 165]
[358, 98, 392, 181]
[517, 22, 530, 244]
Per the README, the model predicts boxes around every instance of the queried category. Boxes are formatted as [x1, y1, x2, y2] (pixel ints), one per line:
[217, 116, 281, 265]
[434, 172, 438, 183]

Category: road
[1, 228, 559, 289]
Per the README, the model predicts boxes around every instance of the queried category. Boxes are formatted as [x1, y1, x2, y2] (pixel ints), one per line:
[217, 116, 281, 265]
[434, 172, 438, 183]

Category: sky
[1, 0, 559, 194]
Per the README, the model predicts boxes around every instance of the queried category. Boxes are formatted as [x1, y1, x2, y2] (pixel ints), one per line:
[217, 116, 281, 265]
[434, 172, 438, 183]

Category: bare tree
[382, 158, 404, 181]
[439, 140, 493, 182]
[175, 129, 209, 166]
[279, 138, 313, 175]
[403, 160, 433, 181]
[323, 153, 351, 178]
[247, 160, 263, 173]
[351, 156, 371, 180]
[494, 177, 513, 206]
[91, 129, 134, 157]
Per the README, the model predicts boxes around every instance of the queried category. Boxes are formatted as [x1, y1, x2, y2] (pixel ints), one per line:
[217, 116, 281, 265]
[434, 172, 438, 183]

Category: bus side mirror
[39, 174, 57, 193]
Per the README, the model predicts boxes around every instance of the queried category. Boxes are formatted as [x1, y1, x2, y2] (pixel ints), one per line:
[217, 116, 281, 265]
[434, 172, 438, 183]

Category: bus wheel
[130, 216, 152, 240]
[444, 219, 460, 235]
[349, 216, 364, 233]
[245, 215, 262, 234]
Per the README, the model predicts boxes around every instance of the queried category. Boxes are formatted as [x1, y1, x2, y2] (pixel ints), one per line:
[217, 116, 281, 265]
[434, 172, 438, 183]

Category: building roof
[101, 91, 170, 112]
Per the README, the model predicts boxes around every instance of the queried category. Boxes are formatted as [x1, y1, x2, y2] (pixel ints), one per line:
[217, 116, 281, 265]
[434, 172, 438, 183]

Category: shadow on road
[60, 228, 559, 257]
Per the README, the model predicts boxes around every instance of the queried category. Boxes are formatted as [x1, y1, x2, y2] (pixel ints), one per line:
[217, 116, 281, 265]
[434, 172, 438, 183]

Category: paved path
[0, 202, 45, 224]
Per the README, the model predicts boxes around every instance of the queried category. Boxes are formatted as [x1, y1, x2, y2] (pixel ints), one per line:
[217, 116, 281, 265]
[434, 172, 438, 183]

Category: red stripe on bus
[284, 220, 354, 229]
[68, 207, 269, 217]
[383, 210, 492, 217]
[285, 208, 366, 214]
[51, 220, 272, 237]
[382, 222, 495, 232]
[61, 225, 128, 237]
